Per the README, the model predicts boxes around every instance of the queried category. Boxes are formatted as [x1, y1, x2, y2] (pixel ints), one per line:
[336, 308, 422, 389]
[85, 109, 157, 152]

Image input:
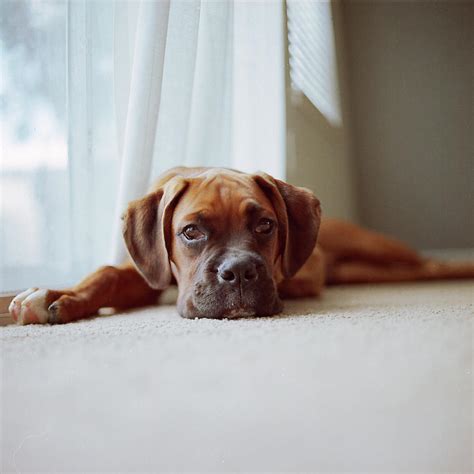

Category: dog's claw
[8, 288, 61, 325]
[47, 302, 62, 324]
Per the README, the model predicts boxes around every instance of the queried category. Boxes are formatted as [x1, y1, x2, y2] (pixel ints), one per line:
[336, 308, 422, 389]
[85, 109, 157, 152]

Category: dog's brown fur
[9, 167, 474, 324]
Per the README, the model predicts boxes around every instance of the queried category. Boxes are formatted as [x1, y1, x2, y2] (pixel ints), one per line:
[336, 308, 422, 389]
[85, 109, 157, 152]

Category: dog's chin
[178, 294, 282, 320]
[219, 307, 257, 319]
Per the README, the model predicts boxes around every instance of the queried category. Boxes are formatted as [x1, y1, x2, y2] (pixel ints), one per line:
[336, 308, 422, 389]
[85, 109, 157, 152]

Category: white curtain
[0, 0, 285, 292]
[111, 0, 286, 264]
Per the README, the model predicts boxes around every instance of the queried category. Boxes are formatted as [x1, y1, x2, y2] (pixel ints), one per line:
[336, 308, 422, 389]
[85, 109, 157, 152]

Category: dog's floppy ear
[122, 178, 188, 289]
[254, 173, 321, 279]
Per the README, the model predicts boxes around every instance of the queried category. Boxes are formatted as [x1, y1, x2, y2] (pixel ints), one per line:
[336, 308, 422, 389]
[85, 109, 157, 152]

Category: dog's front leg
[8, 263, 160, 325]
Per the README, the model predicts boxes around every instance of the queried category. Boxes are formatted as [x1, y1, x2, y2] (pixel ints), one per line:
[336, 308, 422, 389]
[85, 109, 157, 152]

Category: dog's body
[9, 167, 474, 324]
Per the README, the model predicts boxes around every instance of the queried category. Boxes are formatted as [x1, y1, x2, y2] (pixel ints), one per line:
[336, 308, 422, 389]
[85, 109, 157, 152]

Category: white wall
[286, 1, 358, 222]
[342, 1, 473, 249]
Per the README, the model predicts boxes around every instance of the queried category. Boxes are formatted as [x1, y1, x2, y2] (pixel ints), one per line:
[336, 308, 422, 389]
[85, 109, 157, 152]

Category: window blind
[287, 0, 342, 126]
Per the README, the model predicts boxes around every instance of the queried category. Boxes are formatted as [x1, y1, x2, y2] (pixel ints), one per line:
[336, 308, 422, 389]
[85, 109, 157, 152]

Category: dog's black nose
[218, 257, 258, 285]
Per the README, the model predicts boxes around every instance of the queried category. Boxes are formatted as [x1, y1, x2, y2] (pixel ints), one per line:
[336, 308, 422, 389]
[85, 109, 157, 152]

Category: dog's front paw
[8, 288, 76, 325]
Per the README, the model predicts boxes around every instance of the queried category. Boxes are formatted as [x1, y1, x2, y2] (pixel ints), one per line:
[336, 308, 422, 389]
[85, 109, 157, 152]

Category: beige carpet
[1, 281, 473, 472]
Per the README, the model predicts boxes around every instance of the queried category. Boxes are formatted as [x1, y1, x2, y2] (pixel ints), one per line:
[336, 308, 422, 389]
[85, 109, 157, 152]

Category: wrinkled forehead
[172, 174, 276, 228]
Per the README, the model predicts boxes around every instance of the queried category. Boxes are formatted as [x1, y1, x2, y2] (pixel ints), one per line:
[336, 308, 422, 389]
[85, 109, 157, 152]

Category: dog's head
[122, 168, 321, 319]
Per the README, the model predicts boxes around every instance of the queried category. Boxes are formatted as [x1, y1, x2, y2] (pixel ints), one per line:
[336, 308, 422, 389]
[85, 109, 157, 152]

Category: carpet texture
[1, 281, 473, 472]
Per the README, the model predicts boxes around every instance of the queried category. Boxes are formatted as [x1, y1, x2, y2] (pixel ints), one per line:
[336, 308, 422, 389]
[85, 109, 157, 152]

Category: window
[287, 0, 342, 126]
[0, 0, 118, 292]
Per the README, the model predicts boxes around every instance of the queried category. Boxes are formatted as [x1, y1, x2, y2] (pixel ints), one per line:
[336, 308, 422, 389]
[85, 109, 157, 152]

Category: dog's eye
[182, 225, 205, 241]
[255, 218, 274, 234]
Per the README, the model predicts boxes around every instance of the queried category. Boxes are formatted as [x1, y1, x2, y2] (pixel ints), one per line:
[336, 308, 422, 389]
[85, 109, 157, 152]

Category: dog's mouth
[178, 283, 282, 319]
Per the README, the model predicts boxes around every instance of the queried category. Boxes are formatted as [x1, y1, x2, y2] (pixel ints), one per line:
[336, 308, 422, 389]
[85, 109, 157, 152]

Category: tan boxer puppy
[9, 167, 474, 324]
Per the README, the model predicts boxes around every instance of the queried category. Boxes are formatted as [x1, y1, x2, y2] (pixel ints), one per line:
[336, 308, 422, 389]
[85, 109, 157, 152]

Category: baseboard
[0, 313, 13, 326]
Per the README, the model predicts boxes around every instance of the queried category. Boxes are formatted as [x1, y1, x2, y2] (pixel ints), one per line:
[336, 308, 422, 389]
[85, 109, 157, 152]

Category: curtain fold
[181, 0, 234, 169]
[112, 0, 170, 263]
[151, 0, 203, 174]
[233, 0, 286, 178]
[111, 0, 285, 264]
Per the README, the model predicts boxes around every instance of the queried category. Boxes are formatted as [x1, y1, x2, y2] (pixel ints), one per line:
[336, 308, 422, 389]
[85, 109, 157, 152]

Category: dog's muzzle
[178, 249, 282, 319]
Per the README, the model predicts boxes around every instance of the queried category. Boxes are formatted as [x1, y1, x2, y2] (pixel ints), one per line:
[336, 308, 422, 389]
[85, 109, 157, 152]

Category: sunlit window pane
[0, 0, 118, 292]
